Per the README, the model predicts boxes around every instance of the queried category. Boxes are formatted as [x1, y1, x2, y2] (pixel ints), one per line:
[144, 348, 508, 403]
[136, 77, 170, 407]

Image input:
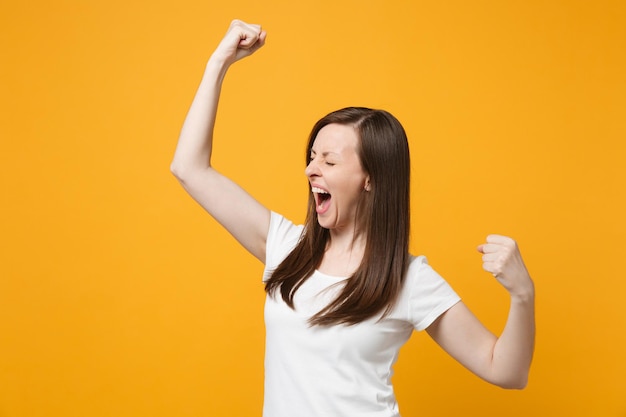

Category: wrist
[204, 55, 231, 82]
[207, 50, 233, 69]
[510, 278, 535, 304]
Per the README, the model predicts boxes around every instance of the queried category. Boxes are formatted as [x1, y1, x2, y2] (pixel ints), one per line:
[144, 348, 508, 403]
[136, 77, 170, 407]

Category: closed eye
[309, 154, 334, 166]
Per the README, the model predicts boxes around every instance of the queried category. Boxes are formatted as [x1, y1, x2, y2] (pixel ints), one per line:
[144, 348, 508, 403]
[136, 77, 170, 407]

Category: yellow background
[1, 0, 625, 416]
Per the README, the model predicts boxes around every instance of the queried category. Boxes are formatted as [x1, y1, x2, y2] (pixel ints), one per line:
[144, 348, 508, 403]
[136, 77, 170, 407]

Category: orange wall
[1, 1, 625, 416]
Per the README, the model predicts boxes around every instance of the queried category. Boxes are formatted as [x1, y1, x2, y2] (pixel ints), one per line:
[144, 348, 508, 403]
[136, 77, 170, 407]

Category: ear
[364, 176, 371, 192]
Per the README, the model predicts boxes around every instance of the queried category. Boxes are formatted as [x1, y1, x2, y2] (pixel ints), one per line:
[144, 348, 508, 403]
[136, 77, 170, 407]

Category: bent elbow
[170, 158, 212, 184]
[170, 161, 183, 180]
[170, 161, 192, 184]
[495, 374, 529, 390]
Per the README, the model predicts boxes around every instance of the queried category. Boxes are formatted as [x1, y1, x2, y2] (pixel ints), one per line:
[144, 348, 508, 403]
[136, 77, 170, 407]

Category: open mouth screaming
[312, 186, 331, 214]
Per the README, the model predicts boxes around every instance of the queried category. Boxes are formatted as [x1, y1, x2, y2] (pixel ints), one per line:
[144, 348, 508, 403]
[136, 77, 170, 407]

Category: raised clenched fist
[211, 19, 267, 66]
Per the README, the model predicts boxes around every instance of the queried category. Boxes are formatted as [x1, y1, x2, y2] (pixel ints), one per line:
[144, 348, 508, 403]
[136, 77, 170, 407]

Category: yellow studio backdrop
[1, 0, 624, 416]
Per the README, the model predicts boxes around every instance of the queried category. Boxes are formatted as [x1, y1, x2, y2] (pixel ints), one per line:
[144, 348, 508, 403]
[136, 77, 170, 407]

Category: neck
[319, 232, 366, 278]
[327, 227, 365, 253]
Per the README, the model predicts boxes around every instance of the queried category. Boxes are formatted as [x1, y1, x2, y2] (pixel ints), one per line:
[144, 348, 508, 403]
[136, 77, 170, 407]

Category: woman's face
[305, 123, 370, 232]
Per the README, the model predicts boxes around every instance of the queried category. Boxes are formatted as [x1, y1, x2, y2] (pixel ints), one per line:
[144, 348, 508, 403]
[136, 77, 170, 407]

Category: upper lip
[310, 184, 329, 193]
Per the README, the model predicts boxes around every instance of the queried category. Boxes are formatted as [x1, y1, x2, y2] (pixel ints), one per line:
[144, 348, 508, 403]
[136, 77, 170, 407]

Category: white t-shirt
[262, 212, 461, 417]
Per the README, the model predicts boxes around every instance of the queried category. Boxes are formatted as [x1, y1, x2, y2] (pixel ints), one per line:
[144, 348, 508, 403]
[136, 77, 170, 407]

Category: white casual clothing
[262, 212, 461, 417]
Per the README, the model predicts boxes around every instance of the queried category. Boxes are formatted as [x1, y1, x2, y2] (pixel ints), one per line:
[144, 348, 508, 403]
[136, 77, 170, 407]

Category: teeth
[311, 187, 329, 194]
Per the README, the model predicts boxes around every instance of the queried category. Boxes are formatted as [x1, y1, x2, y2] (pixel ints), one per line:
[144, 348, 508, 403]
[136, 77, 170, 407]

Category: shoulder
[267, 212, 304, 246]
[265, 212, 305, 267]
[405, 254, 437, 280]
[399, 254, 461, 330]
[404, 254, 452, 291]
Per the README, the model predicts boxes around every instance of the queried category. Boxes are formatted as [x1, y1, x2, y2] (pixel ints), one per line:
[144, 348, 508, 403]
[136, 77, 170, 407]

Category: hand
[477, 235, 534, 299]
[211, 19, 266, 66]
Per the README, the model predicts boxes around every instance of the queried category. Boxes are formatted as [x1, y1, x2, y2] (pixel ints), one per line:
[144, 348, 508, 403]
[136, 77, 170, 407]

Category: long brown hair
[265, 107, 411, 326]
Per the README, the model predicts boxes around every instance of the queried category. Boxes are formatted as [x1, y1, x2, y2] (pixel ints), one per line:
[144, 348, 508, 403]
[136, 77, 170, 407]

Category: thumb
[477, 244, 485, 254]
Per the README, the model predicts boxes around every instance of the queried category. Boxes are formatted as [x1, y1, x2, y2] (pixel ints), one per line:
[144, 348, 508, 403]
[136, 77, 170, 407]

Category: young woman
[171, 19, 535, 417]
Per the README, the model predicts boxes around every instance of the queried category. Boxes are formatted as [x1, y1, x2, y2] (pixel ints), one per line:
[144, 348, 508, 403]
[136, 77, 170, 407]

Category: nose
[305, 158, 320, 177]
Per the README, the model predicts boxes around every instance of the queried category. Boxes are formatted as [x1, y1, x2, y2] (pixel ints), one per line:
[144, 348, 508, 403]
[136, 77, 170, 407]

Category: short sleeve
[262, 212, 305, 282]
[406, 256, 461, 331]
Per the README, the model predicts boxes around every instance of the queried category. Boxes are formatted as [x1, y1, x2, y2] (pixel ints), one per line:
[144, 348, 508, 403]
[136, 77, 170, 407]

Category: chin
[316, 220, 331, 230]
[316, 216, 335, 230]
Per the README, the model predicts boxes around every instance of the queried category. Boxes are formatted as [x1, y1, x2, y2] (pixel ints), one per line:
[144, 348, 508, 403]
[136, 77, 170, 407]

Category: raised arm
[171, 20, 270, 262]
[426, 235, 535, 389]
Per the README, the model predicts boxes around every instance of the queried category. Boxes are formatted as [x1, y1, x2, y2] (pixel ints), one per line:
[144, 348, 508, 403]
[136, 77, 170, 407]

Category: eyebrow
[310, 150, 341, 157]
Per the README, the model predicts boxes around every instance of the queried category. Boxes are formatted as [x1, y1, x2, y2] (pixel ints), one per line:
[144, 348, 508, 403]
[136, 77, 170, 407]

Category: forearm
[489, 286, 536, 389]
[171, 57, 230, 178]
